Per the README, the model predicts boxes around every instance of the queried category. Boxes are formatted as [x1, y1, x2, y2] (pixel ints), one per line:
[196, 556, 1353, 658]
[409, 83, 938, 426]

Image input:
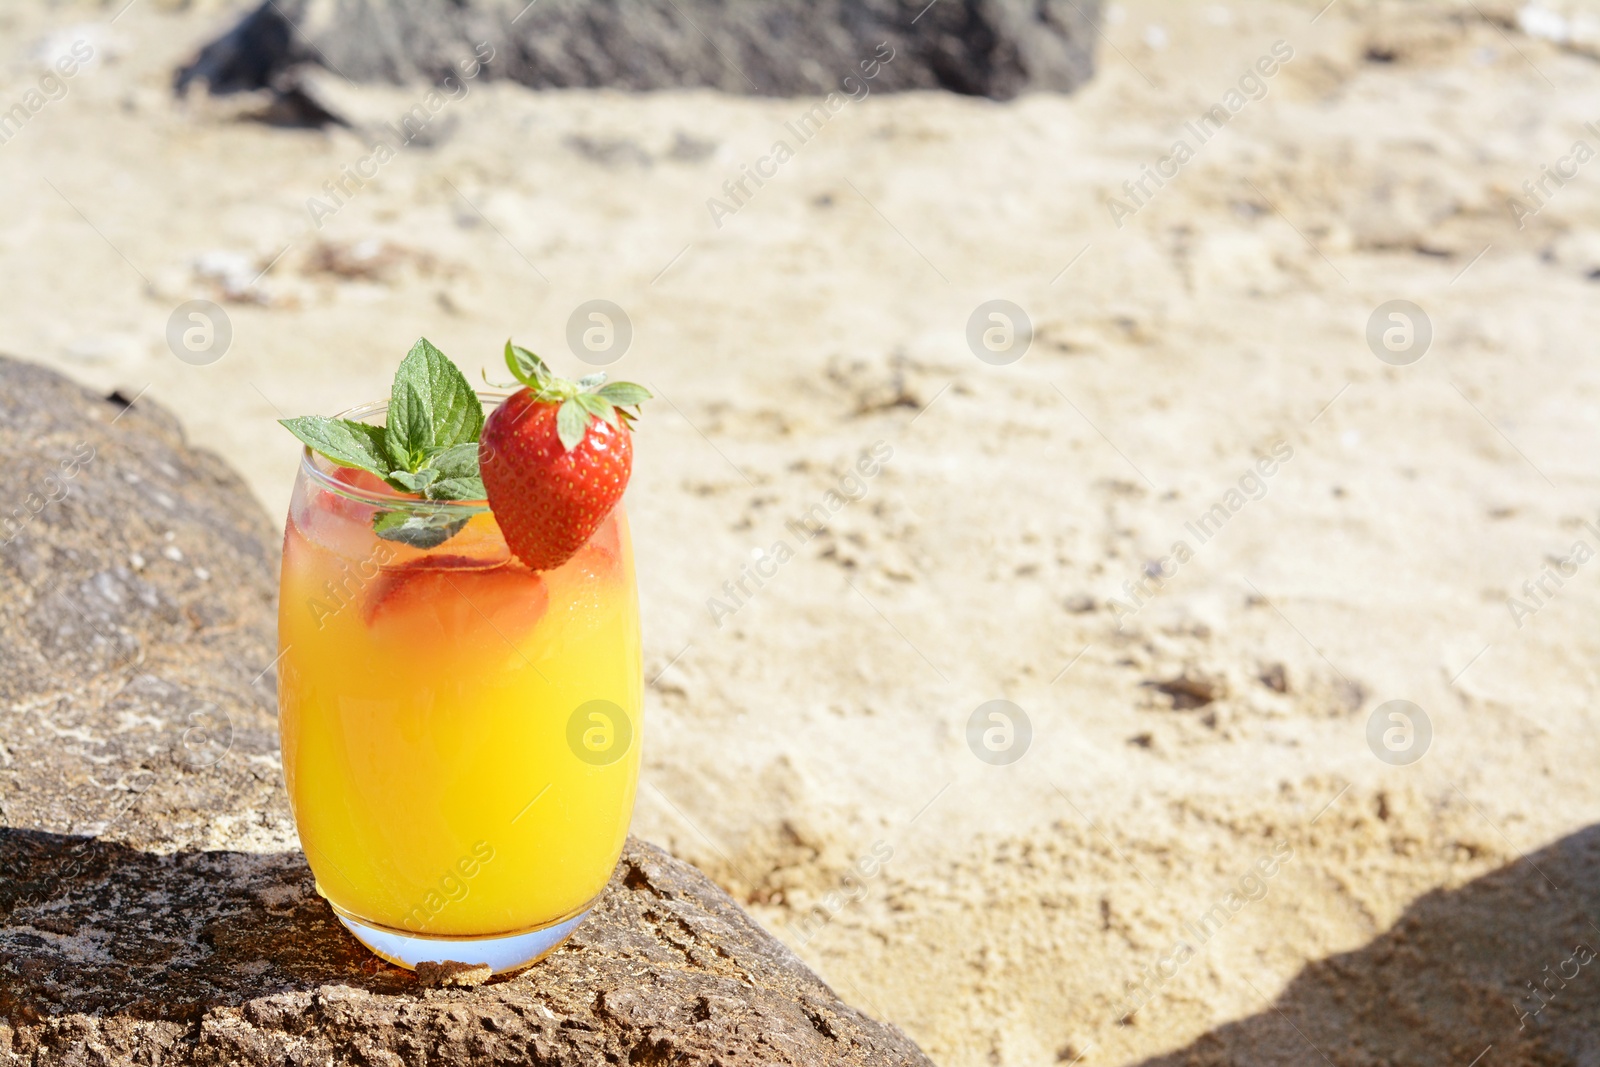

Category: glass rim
[299, 390, 511, 513]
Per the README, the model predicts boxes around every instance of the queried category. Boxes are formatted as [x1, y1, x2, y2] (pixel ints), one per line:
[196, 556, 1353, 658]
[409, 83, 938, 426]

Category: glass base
[335, 907, 593, 974]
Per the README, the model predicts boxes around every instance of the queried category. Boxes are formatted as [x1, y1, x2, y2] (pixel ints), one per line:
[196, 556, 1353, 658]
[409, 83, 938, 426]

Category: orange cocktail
[276, 396, 641, 970]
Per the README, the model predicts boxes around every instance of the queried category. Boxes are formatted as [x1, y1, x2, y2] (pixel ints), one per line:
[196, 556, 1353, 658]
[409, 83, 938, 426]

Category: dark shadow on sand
[1135, 824, 1600, 1067]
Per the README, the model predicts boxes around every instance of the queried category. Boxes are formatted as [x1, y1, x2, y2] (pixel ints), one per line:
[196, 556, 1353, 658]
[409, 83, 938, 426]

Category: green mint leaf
[505, 341, 551, 389]
[597, 382, 652, 407]
[426, 475, 487, 501]
[389, 468, 439, 494]
[280, 338, 488, 552]
[388, 338, 484, 469]
[279, 417, 390, 476]
[372, 508, 470, 548]
[427, 441, 481, 480]
[427, 353, 484, 448]
[386, 377, 430, 471]
[556, 397, 590, 451]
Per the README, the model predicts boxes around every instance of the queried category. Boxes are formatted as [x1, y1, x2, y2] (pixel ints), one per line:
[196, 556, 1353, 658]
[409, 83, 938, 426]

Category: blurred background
[4, 0, 1600, 1063]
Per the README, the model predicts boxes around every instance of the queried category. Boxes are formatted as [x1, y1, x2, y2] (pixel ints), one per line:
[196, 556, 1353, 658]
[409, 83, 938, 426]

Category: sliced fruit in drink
[363, 554, 549, 648]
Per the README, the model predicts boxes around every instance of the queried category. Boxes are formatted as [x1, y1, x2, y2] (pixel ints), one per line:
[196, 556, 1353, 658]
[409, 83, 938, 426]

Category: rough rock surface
[0, 356, 934, 1067]
[175, 0, 1099, 104]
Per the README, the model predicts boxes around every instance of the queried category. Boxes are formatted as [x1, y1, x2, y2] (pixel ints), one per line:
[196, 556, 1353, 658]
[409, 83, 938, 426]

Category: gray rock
[176, 0, 1099, 106]
[0, 356, 933, 1067]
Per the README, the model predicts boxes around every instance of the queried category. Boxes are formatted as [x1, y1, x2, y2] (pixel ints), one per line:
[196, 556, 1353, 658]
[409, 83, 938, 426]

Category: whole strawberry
[480, 342, 650, 571]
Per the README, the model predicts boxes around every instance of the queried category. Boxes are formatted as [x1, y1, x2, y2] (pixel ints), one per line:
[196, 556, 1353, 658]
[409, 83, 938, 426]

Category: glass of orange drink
[276, 390, 642, 973]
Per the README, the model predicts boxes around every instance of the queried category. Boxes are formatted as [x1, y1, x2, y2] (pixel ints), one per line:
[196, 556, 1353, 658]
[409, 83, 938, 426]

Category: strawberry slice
[317, 465, 393, 529]
[329, 466, 392, 500]
[478, 343, 650, 572]
[290, 466, 397, 560]
[363, 554, 549, 647]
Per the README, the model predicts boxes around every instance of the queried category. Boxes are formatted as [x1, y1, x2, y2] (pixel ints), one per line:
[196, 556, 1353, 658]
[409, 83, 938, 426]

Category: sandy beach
[3, 0, 1599, 1062]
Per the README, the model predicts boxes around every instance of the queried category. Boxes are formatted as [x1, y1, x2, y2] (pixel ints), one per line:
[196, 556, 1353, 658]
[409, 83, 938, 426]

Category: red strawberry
[478, 343, 650, 572]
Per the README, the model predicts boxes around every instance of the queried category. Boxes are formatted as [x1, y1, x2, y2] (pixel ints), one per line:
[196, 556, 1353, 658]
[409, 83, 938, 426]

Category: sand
[3, 0, 1599, 1063]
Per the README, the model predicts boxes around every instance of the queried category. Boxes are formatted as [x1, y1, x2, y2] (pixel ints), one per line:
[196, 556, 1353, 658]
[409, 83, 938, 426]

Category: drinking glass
[276, 393, 641, 972]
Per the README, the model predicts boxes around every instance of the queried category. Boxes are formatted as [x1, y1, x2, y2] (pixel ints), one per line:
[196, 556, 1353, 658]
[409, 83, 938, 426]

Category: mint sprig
[280, 337, 487, 548]
[278, 337, 651, 550]
[501, 340, 652, 451]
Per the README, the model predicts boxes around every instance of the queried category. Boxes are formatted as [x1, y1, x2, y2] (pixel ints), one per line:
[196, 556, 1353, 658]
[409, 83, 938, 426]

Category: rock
[0, 358, 284, 851]
[0, 356, 934, 1067]
[175, 0, 1099, 107]
[414, 961, 493, 988]
[1146, 668, 1228, 710]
